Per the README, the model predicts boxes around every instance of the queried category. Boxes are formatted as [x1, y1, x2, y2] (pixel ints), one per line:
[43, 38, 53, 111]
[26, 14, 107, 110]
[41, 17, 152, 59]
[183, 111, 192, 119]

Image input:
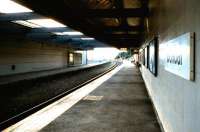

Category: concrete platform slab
[41, 65, 161, 132]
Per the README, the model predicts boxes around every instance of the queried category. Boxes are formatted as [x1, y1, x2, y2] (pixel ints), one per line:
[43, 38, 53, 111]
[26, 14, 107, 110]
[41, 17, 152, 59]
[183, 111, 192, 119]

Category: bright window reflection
[0, 0, 32, 13]
[13, 19, 67, 28]
[27, 19, 66, 28]
[81, 38, 95, 40]
[69, 53, 74, 63]
[54, 32, 83, 36]
[87, 48, 120, 63]
[13, 20, 42, 28]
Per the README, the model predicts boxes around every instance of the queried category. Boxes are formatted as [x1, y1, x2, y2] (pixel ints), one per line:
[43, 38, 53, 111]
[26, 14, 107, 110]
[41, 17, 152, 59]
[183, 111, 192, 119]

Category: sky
[87, 47, 121, 61]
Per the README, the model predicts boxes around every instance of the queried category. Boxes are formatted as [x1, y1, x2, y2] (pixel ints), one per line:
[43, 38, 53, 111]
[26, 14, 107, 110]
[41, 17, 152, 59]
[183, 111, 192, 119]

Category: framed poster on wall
[138, 50, 142, 64]
[148, 37, 158, 76]
[139, 49, 145, 65]
[142, 49, 145, 65]
[144, 45, 149, 68]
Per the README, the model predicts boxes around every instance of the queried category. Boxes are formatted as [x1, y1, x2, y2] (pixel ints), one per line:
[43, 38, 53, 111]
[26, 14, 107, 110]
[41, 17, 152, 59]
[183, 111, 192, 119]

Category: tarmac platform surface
[41, 64, 161, 132]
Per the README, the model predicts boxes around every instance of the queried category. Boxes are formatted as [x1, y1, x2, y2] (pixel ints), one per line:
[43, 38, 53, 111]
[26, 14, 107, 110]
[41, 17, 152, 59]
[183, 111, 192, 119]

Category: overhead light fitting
[13, 19, 67, 28]
[54, 32, 84, 36]
[0, 0, 33, 13]
[27, 19, 66, 28]
[81, 38, 95, 40]
[13, 20, 42, 28]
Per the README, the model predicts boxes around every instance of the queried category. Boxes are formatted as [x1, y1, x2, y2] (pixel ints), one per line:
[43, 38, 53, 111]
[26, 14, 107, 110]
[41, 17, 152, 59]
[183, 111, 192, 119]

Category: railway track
[0, 61, 121, 130]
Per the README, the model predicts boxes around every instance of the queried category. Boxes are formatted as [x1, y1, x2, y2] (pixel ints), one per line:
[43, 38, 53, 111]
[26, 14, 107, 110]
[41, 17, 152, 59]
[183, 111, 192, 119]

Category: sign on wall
[148, 37, 158, 76]
[164, 32, 195, 81]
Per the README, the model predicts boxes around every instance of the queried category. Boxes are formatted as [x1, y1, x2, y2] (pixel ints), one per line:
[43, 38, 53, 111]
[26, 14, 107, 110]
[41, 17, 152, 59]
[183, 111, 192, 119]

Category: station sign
[164, 33, 195, 81]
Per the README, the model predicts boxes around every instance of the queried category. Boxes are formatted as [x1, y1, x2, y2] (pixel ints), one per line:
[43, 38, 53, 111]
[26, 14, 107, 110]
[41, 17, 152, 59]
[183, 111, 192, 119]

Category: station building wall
[73, 53, 82, 66]
[0, 39, 69, 76]
[140, 0, 200, 132]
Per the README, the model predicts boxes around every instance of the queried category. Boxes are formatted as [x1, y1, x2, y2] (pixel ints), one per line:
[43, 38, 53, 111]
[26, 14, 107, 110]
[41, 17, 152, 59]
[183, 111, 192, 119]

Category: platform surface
[41, 64, 161, 132]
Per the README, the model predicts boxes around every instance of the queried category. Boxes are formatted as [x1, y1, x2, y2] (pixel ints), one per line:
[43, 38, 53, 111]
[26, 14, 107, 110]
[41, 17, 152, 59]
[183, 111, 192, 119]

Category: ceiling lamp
[0, 0, 32, 13]
[54, 31, 84, 36]
[81, 38, 95, 40]
[27, 19, 66, 28]
[13, 20, 41, 28]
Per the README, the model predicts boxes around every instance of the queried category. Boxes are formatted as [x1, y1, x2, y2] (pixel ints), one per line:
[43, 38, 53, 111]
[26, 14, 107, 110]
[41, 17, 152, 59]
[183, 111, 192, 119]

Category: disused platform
[40, 64, 161, 132]
[0, 62, 108, 85]
[0, 62, 114, 126]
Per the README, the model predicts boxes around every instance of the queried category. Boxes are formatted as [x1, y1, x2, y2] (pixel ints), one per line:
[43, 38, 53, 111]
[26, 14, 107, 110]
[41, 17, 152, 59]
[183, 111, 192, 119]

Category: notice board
[164, 33, 195, 81]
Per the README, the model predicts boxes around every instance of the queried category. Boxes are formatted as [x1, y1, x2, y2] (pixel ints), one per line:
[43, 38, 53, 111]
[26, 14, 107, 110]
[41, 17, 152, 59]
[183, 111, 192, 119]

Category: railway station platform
[41, 64, 161, 132]
[1, 0, 200, 131]
[0, 61, 109, 85]
[5, 63, 161, 132]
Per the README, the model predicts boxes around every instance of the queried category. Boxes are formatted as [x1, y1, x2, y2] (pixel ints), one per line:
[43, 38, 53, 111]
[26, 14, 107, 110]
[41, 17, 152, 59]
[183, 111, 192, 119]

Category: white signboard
[164, 33, 194, 81]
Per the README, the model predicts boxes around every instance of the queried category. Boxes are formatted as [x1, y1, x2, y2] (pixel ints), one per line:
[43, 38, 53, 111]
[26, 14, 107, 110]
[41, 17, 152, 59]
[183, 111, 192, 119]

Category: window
[69, 53, 74, 63]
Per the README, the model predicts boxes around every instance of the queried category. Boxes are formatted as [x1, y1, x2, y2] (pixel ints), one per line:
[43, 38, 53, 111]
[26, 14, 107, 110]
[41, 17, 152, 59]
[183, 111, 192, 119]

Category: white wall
[0, 40, 69, 76]
[140, 0, 200, 132]
[141, 42, 200, 132]
[82, 51, 87, 65]
[73, 53, 82, 66]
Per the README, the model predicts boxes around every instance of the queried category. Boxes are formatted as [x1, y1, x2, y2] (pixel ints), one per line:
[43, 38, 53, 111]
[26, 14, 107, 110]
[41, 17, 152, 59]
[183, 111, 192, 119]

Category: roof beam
[26, 33, 102, 47]
[30, 27, 72, 33]
[26, 33, 85, 39]
[103, 40, 141, 48]
[94, 34, 142, 39]
[110, 43, 140, 48]
[114, 0, 129, 28]
[100, 39, 141, 43]
[27, 31, 142, 40]
[103, 25, 144, 32]
[63, 8, 148, 18]
[0, 26, 76, 35]
[1, 8, 148, 21]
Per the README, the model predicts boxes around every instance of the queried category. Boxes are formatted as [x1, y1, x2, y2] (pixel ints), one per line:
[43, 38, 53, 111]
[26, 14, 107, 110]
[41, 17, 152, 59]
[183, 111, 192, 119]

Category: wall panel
[140, 0, 200, 132]
[0, 40, 69, 76]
